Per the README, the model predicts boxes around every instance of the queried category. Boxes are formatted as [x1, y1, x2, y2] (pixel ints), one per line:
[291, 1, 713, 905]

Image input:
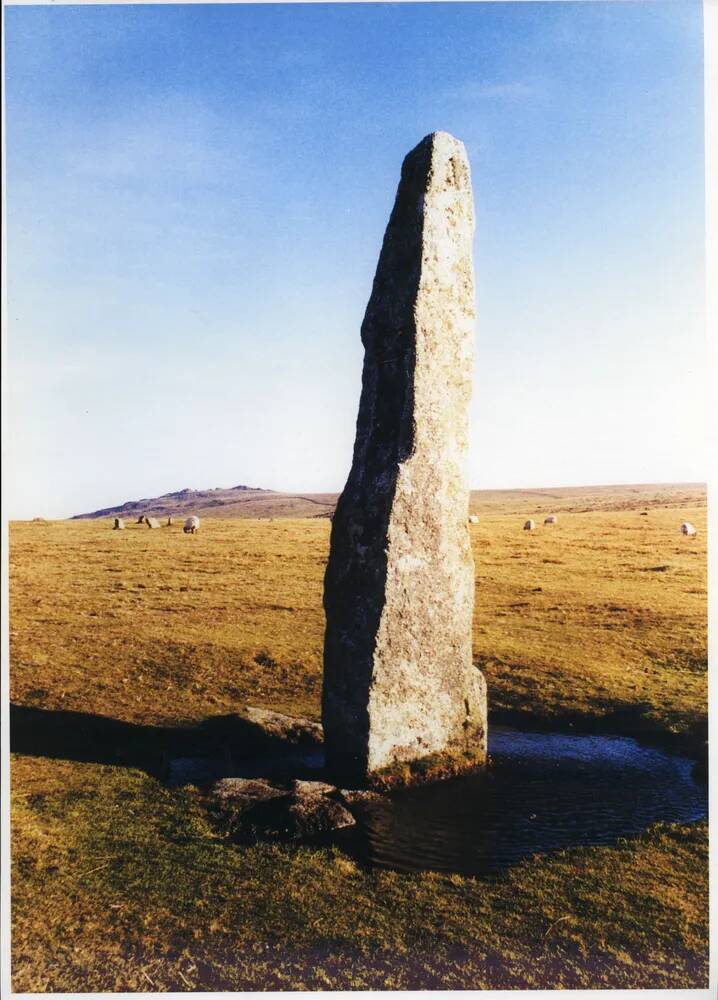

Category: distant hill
[70, 485, 339, 521]
[70, 482, 706, 522]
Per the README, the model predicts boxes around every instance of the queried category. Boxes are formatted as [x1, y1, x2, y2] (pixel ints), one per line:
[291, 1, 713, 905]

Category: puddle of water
[168, 745, 325, 788]
[358, 727, 707, 875]
[168, 725, 706, 877]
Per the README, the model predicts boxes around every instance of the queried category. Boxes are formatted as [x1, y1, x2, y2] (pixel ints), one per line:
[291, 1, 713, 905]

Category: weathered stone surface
[243, 707, 323, 746]
[291, 779, 337, 797]
[210, 776, 355, 839]
[211, 777, 287, 803]
[286, 795, 356, 837]
[208, 778, 289, 840]
[322, 131, 487, 787]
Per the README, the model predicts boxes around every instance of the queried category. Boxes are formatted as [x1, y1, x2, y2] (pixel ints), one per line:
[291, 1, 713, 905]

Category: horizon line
[9, 478, 708, 523]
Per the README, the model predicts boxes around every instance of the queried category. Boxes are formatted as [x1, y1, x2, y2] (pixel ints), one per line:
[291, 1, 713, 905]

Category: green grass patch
[11, 755, 708, 991]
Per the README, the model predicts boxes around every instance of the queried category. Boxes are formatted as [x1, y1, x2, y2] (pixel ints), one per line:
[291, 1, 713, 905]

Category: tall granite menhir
[322, 132, 487, 787]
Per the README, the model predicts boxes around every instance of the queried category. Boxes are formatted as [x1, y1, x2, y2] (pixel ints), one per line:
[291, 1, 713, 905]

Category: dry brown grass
[10, 751, 708, 991]
[8, 483, 708, 990]
[472, 499, 707, 740]
[10, 486, 707, 738]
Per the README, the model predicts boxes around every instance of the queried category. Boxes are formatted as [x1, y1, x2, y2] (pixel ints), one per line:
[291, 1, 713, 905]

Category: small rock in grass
[211, 776, 356, 838]
[291, 779, 337, 797]
[287, 794, 356, 836]
[211, 777, 286, 803]
[239, 789, 356, 838]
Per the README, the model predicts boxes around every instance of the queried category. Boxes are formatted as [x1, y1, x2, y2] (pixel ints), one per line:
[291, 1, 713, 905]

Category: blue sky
[5, 1, 706, 518]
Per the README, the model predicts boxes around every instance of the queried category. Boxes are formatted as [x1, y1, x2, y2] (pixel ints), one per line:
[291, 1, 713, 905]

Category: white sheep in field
[145, 516, 160, 529]
[184, 515, 200, 534]
[113, 518, 125, 530]
[523, 519, 535, 531]
[544, 515, 557, 525]
[468, 515, 479, 524]
[681, 522, 697, 536]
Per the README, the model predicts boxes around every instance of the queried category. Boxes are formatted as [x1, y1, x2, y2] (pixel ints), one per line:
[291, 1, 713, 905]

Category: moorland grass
[10, 498, 707, 736]
[9, 486, 708, 990]
[10, 752, 708, 991]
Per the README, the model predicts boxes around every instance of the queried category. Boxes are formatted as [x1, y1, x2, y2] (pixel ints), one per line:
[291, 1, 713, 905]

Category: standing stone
[322, 131, 487, 787]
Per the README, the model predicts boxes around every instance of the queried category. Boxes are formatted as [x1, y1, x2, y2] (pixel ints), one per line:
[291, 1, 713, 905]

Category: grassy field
[9, 484, 708, 990]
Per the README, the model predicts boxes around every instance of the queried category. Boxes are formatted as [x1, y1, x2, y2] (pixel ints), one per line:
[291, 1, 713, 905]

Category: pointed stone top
[429, 129, 462, 143]
[401, 131, 472, 200]
[409, 131, 465, 154]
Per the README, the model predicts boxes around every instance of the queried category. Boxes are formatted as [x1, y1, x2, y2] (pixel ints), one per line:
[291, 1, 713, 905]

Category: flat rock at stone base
[286, 795, 356, 837]
[243, 706, 323, 746]
[211, 777, 287, 803]
[208, 776, 355, 839]
[291, 779, 337, 797]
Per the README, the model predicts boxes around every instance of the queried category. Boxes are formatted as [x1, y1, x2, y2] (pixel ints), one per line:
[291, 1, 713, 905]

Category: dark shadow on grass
[9, 703, 321, 782]
[12, 699, 707, 785]
[11, 702, 708, 879]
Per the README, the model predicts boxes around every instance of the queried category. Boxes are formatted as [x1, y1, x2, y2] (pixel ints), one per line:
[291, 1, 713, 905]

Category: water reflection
[169, 725, 707, 877]
[357, 727, 707, 875]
